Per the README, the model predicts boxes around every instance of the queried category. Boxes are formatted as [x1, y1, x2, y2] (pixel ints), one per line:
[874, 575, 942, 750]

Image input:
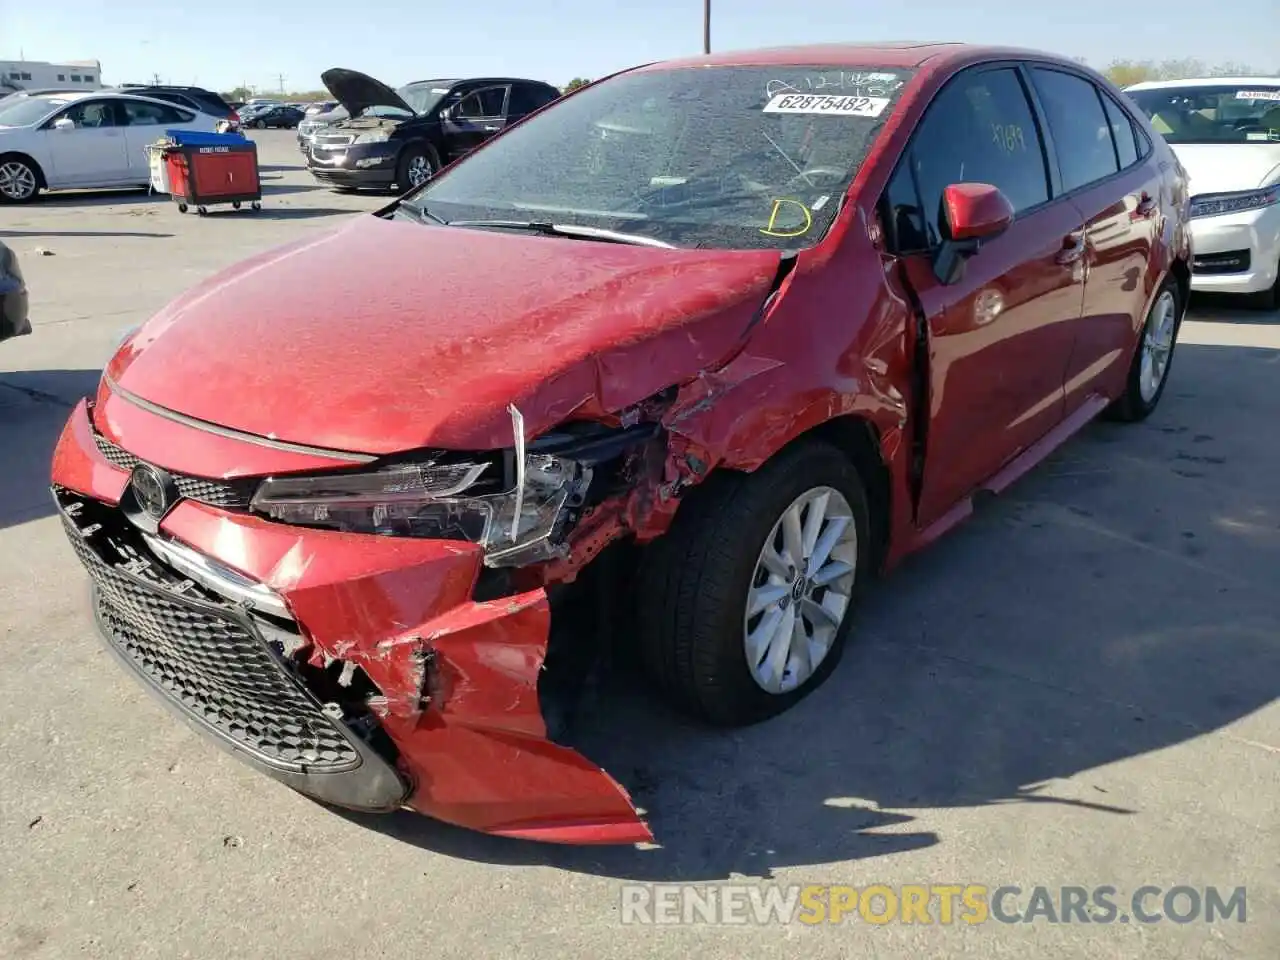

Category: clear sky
[3, 0, 1278, 94]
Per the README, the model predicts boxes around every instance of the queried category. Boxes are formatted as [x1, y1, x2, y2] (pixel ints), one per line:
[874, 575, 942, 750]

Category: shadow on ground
[333, 342, 1280, 881]
[0, 369, 100, 529]
[1, 229, 173, 239]
[1189, 291, 1278, 323]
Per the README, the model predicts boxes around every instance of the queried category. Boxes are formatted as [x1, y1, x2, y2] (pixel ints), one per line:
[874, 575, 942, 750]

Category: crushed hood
[1169, 142, 1280, 195]
[320, 68, 414, 117]
[106, 215, 781, 454]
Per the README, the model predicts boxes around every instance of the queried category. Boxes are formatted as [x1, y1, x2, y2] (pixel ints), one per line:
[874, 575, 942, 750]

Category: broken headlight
[249, 452, 590, 567]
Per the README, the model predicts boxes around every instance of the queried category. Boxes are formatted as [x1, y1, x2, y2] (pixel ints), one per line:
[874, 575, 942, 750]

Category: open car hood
[104, 214, 781, 455]
[320, 67, 415, 118]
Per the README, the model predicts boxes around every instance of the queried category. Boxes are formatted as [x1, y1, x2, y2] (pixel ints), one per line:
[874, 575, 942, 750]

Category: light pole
[703, 0, 710, 54]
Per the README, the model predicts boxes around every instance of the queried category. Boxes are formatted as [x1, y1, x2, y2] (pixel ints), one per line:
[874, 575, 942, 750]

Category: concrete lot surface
[1, 131, 1276, 959]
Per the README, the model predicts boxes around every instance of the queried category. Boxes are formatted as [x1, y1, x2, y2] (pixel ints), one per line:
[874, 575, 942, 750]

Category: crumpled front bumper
[51, 397, 651, 844]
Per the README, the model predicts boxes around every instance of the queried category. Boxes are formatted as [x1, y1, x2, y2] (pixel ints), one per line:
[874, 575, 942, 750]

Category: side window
[57, 100, 121, 128]
[901, 67, 1050, 248]
[1100, 93, 1138, 168]
[881, 162, 929, 254]
[457, 85, 508, 119]
[508, 84, 555, 117]
[121, 99, 185, 126]
[1030, 68, 1118, 192]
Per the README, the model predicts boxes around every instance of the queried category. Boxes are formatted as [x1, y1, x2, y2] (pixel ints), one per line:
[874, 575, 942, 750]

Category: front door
[441, 85, 509, 162]
[884, 64, 1087, 527]
[42, 98, 131, 187]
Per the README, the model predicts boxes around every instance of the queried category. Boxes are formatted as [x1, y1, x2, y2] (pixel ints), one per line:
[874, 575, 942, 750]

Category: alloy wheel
[0, 161, 37, 201]
[407, 155, 431, 186]
[743, 486, 857, 694]
[1139, 289, 1178, 403]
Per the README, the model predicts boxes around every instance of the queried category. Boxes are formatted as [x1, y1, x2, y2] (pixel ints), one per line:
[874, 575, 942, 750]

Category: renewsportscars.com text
[619, 884, 1247, 926]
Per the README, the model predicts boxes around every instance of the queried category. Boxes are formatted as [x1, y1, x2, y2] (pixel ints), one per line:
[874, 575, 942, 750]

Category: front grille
[60, 498, 361, 772]
[314, 133, 355, 147]
[1193, 249, 1251, 275]
[92, 430, 257, 510]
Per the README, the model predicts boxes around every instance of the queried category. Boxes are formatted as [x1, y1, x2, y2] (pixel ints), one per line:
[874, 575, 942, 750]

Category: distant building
[0, 59, 103, 94]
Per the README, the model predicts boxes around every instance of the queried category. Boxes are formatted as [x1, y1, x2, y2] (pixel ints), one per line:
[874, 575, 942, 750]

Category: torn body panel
[53, 401, 651, 844]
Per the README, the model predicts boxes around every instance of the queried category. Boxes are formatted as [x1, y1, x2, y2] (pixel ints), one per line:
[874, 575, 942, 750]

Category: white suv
[1127, 78, 1280, 309]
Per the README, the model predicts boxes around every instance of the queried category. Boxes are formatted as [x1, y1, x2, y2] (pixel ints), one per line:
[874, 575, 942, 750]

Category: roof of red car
[638, 42, 1061, 73]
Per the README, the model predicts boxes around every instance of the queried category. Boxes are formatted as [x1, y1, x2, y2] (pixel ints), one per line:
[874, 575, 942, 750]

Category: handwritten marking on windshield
[991, 122, 1027, 153]
[762, 130, 812, 185]
[765, 72, 905, 101]
[760, 198, 813, 238]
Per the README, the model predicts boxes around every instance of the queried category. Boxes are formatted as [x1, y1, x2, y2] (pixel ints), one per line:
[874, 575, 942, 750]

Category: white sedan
[1126, 77, 1280, 310]
[0, 91, 219, 203]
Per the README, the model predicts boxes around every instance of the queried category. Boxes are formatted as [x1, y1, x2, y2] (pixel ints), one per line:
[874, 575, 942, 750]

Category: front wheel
[395, 143, 439, 190]
[254, 119, 266, 129]
[1107, 277, 1183, 422]
[637, 441, 871, 726]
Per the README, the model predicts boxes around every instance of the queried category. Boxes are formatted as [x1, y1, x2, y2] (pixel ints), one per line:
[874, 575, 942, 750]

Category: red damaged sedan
[51, 43, 1190, 844]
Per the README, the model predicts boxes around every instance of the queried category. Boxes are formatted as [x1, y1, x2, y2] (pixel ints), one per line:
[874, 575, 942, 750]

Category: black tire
[177, 202, 188, 213]
[0, 154, 42, 203]
[1107, 276, 1183, 422]
[395, 143, 439, 191]
[232, 201, 241, 209]
[254, 119, 266, 129]
[636, 441, 872, 726]
[1244, 267, 1279, 311]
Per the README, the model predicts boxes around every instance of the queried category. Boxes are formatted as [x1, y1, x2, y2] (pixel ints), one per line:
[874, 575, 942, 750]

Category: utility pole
[703, 0, 710, 54]
[152, 71, 161, 85]
[275, 73, 286, 95]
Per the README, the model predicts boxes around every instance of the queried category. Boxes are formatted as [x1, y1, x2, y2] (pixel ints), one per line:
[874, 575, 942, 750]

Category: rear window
[414, 64, 915, 250]
[1127, 85, 1280, 143]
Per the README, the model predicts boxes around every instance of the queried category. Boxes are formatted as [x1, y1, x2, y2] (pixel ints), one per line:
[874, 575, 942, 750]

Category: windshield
[377, 82, 452, 119]
[410, 65, 914, 250]
[0, 96, 63, 127]
[1127, 85, 1280, 143]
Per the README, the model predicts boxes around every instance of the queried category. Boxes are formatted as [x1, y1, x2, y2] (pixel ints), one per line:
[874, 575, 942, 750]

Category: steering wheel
[784, 166, 848, 192]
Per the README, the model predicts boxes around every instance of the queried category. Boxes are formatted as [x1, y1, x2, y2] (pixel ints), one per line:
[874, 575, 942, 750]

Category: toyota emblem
[130, 464, 171, 519]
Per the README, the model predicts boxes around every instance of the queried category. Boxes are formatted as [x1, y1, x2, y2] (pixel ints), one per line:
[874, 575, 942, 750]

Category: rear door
[882, 64, 1087, 527]
[440, 84, 510, 161]
[41, 97, 131, 186]
[120, 99, 198, 179]
[507, 82, 559, 123]
[1027, 66, 1164, 414]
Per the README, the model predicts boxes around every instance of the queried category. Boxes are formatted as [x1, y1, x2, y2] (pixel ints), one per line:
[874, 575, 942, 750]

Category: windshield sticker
[1246, 131, 1280, 141]
[763, 94, 890, 117]
[760, 198, 814, 238]
[1236, 90, 1280, 101]
[431, 88, 449, 94]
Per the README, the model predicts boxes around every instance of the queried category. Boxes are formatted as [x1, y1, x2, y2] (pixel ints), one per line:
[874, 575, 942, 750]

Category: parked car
[296, 105, 348, 153]
[243, 104, 304, 129]
[111, 84, 239, 126]
[304, 100, 339, 116]
[304, 69, 560, 190]
[50, 43, 1189, 844]
[0, 91, 220, 202]
[0, 241, 29, 343]
[1126, 77, 1280, 309]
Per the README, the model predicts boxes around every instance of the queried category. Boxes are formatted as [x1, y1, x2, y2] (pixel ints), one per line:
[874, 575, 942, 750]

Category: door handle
[1136, 192, 1158, 217]
[1055, 233, 1085, 265]
[482, 125, 500, 132]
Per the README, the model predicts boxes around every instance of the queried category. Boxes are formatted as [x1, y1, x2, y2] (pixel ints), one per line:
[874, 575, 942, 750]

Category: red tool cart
[162, 134, 262, 216]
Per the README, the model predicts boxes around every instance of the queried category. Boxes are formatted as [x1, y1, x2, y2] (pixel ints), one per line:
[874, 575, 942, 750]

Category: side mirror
[53, 117, 76, 131]
[932, 182, 1014, 285]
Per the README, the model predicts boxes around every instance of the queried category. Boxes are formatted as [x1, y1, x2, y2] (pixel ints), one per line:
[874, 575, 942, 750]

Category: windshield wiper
[446, 219, 676, 248]
[396, 200, 449, 225]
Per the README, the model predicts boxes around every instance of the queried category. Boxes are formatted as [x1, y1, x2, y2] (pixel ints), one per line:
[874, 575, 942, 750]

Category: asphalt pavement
[0, 130, 1276, 959]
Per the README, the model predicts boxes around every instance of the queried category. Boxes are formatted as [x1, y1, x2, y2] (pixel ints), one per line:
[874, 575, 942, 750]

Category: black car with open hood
[304, 68, 561, 192]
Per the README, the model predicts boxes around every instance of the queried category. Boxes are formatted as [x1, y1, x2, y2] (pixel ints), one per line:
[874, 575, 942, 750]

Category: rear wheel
[637, 441, 871, 726]
[1108, 277, 1182, 422]
[0, 156, 40, 203]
